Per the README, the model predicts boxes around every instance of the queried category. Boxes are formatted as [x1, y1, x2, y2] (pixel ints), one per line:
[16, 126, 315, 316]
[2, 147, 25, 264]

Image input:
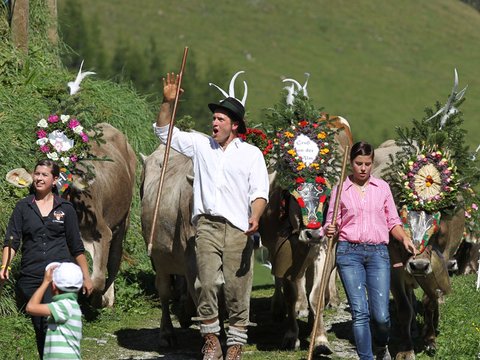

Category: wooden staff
[307, 145, 349, 360]
[147, 47, 189, 256]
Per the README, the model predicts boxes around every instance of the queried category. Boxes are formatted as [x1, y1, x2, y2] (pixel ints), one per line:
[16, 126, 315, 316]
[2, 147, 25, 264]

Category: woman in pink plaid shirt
[325, 141, 416, 360]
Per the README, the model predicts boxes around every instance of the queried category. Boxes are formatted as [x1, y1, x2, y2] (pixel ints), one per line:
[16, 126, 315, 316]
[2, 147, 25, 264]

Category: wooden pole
[11, 0, 29, 54]
[307, 145, 349, 360]
[147, 47, 189, 256]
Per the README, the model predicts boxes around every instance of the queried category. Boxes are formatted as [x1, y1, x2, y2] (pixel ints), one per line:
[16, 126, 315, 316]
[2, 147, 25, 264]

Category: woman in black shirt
[1, 159, 93, 359]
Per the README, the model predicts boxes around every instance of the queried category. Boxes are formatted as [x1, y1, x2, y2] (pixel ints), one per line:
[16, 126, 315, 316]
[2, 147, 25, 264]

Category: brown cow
[140, 143, 197, 346]
[70, 122, 137, 307]
[6, 123, 137, 308]
[259, 117, 352, 355]
[373, 140, 465, 359]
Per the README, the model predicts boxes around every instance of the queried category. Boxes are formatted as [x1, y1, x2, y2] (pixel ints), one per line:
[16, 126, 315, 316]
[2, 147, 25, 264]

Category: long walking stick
[147, 47, 189, 256]
[307, 145, 349, 360]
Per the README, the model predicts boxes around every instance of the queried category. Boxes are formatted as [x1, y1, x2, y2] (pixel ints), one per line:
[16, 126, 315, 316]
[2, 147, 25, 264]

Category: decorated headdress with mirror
[266, 73, 341, 229]
[385, 69, 480, 253]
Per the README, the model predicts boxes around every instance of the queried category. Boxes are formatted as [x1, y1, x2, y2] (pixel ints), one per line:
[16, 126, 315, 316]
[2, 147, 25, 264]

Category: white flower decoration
[60, 157, 70, 166]
[36, 138, 48, 146]
[73, 125, 84, 135]
[37, 119, 48, 128]
[60, 114, 70, 123]
[47, 152, 59, 161]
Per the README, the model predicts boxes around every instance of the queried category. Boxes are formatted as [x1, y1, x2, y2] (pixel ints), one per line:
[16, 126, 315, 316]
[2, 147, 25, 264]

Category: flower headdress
[267, 74, 340, 188]
[34, 60, 97, 193]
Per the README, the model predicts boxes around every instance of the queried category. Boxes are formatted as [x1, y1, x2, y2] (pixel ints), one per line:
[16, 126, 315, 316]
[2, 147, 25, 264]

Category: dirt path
[83, 298, 359, 360]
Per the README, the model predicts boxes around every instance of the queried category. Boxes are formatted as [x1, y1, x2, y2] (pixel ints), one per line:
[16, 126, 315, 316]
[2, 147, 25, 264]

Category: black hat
[208, 97, 246, 134]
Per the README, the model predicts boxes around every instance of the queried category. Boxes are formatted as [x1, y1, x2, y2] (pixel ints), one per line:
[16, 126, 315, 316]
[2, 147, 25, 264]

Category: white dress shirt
[153, 124, 269, 232]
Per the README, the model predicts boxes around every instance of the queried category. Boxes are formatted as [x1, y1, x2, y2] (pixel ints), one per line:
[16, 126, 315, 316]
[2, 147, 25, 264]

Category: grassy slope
[77, 0, 480, 146]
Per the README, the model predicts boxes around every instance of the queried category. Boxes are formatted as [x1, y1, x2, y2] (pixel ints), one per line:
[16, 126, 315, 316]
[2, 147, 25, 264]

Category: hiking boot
[225, 344, 243, 360]
[376, 345, 392, 360]
[201, 333, 222, 360]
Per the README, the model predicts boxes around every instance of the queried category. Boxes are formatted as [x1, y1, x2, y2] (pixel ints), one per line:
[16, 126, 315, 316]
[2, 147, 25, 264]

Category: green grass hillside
[76, 0, 480, 146]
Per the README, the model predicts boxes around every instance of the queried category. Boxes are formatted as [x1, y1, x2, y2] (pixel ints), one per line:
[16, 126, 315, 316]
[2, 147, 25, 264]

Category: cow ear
[268, 171, 277, 187]
[72, 174, 96, 191]
[6, 168, 33, 188]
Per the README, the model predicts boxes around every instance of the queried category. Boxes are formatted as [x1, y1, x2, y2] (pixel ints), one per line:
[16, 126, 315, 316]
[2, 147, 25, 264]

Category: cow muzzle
[406, 256, 432, 276]
[298, 229, 327, 245]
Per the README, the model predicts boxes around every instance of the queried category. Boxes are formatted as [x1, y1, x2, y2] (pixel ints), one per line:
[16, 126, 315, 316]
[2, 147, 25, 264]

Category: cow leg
[307, 250, 333, 355]
[102, 213, 130, 307]
[87, 220, 112, 308]
[421, 292, 438, 356]
[271, 276, 286, 322]
[281, 278, 300, 350]
[295, 273, 309, 318]
[390, 268, 415, 356]
[154, 267, 176, 347]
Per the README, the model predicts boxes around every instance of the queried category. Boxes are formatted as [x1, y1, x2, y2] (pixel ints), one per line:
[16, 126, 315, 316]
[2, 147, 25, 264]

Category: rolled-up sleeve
[384, 186, 402, 231]
[248, 152, 270, 204]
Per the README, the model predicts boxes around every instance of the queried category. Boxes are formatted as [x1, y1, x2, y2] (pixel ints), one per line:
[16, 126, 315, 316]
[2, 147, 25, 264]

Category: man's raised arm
[156, 72, 182, 128]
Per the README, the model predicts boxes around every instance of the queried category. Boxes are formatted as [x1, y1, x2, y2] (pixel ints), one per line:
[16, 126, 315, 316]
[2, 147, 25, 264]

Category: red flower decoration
[297, 197, 305, 208]
[299, 120, 308, 127]
[296, 177, 305, 184]
[315, 176, 326, 184]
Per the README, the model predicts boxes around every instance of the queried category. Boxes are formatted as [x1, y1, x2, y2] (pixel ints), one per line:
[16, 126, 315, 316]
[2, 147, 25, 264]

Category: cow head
[289, 177, 331, 244]
[401, 205, 465, 295]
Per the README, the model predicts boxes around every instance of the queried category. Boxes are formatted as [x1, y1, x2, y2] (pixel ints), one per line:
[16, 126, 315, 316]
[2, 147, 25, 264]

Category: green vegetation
[61, 0, 480, 146]
[2, 1, 480, 359]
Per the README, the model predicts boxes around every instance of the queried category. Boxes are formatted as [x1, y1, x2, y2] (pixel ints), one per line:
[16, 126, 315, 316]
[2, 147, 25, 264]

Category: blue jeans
[336, 242, 391, 360]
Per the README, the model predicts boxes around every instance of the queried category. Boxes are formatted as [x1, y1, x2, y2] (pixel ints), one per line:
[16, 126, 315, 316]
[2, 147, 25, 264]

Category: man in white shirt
[153, 72, 269, 360]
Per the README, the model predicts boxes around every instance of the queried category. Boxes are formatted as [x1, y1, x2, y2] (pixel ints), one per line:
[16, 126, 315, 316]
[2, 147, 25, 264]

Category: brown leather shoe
[225, 344, 243, 360]
[201, 334, 223, 360]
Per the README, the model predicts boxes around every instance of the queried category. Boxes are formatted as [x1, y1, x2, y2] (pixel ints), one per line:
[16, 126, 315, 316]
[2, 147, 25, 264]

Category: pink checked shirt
[324, 175, 402, 245]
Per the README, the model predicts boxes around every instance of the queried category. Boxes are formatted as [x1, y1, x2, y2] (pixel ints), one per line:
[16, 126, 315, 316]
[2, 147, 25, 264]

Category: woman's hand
[82, 276, 94, 296]
[325, 223, 338, 238]
[402, 236, 418, 255]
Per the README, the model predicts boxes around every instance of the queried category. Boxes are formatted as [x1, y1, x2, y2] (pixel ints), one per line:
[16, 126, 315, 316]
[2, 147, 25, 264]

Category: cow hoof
[158, 332, 177, 348]
[313, 343, 333, 356]
[395, 350, 415, 360]
[281, 336, 300, 350]
[424, 341, 436, 356]
[296, 309, 309, 318]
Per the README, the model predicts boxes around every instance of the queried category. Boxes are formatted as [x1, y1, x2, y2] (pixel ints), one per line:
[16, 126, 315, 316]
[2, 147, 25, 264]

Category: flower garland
[239, 127, 274, 164]
[35, 114, 91, 168]
[398, 149, 458, 212]
[275, 118, 338, 186]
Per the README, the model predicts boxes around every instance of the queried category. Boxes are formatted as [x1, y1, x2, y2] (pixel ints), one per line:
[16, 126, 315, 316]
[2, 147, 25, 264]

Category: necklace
[355, 182, 368, 193]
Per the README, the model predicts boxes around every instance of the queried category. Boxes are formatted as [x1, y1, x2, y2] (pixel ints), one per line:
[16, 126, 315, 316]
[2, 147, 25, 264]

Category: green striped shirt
[45, 292, 82, 359]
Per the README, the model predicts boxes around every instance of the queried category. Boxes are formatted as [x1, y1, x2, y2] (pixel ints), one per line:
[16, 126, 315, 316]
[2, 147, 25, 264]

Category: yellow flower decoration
[285, 131, 294, 138]
[320, 148, 330, 155]
[287, 149, 296, 156]
[317, 131, 327, 139]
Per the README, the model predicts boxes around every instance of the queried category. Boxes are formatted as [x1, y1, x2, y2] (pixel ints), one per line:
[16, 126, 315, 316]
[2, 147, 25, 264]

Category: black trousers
[15, 276, 53, 360]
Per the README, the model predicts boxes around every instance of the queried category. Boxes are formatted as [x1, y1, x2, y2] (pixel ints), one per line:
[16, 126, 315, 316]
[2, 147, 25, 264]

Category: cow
[69, 122, 137, 307]
[6, 122, 137, 308]
[258, 116, 352, 355]
[140, 143, 197, 347]
[372, 140, 465, 359]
